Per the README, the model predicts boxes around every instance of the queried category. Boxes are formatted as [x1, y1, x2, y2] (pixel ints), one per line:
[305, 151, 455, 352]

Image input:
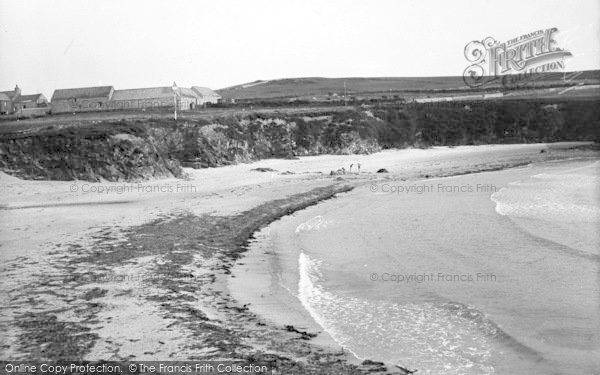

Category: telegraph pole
[172, 81, 178, 120]
[15, 84, 22, 121]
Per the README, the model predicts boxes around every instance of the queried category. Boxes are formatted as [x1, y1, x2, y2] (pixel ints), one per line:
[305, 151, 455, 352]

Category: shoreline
[231, 156, 599, 374]
[227, 145, 599, 373]
[1, 143, 598, 374]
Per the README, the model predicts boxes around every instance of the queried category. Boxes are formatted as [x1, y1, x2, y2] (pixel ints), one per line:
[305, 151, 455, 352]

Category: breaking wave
[296, 252, 527, 375]
[491, 163, 600, 223]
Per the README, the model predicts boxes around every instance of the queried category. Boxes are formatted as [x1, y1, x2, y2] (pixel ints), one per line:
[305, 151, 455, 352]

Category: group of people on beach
[330, 162, 361, 176]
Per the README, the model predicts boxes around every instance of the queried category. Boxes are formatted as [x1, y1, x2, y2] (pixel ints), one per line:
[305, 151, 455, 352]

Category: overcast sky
[1, 0, 599, 97]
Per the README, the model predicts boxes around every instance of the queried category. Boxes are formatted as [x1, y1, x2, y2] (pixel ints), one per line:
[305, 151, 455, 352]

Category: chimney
[14, 85, 21, 96]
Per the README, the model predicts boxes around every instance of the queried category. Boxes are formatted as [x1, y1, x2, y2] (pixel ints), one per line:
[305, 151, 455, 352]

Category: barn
[177, 87, 202, 110]
[110, 86, 198, 110]
[49, 84, 218, 113]
[191, 86, 221, 105]
[51, 86, 114, 113]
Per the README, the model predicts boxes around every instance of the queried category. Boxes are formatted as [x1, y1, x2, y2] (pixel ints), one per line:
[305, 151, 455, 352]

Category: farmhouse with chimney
[0, 85, 48, 115]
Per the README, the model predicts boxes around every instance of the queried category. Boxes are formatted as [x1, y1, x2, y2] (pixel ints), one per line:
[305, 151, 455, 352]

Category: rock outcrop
[0, 122, 183, 181]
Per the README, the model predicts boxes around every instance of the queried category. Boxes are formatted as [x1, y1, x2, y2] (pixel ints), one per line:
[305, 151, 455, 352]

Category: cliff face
[1, 112, 378, 181]
[147, 111, 382, 168]
[0, 122, 183, 181]
[147, 99, 600, 170]
[1, 99, 598, 182]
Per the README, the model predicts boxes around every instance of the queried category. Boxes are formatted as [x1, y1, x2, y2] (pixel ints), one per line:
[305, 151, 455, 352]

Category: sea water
[240, 159, 600, 374]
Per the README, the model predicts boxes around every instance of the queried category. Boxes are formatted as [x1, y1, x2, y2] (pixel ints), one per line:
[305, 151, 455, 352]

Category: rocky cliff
[1, 99, 598, 182]
[146, 110, 382, 168]
[0, 122, 183, 181]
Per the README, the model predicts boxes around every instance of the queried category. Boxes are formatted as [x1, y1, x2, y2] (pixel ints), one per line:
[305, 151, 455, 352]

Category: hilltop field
[216, 70, 600, 101]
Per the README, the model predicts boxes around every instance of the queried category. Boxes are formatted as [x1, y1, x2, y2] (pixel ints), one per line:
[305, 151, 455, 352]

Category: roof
[52, 86, 113, 101]
[21, 93, 46, 102]
[0, 90, 19, 100]
[112, 87, 177, 101]
[191, 86, 221, 98]
[178, 87, 201, 99]
[0, 92, 11, 101]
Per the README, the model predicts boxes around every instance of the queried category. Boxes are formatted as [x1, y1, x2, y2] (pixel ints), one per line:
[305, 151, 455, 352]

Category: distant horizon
[4, 68, 598, 99]
[217, 69, 600, 88]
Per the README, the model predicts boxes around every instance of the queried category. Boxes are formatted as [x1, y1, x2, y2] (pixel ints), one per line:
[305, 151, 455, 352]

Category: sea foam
[297, 252, 497, 375]
[491, 163, 600, 223]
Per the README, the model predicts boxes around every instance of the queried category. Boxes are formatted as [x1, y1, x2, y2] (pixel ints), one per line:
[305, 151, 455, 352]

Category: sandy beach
[0, 142, 597, 373]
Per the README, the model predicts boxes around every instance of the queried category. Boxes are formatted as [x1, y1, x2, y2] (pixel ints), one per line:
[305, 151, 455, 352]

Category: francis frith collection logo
[463, 27, 572, 88]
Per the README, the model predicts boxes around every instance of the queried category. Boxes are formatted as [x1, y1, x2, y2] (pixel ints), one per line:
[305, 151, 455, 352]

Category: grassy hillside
[217, 71, 600, 100]
[217, 76, 467, 99]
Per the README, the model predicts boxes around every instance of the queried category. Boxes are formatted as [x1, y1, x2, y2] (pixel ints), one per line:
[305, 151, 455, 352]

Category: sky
[1, 0, 599, 98]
